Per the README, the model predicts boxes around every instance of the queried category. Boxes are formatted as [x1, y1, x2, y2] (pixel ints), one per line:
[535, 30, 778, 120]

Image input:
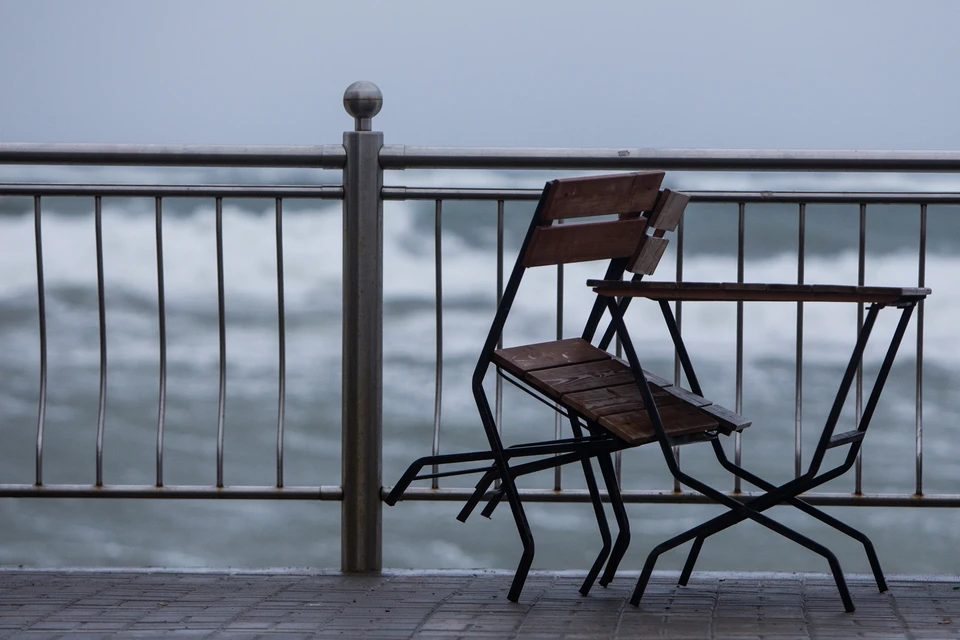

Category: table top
[587, 280, 931, 303]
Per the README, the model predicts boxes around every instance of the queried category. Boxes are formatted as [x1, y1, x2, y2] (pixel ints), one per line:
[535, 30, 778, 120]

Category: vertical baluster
[156, 197, 167, 487]
[495, 201, 504, 437]
[431, 201, 443, 489]
[672, 215, 685, 492]
[95, 196, 107, 487]
[795, 203, 805, 478]
[855, 203, 866, 493]
[216, 197, 226, 488]
[276, 198, 286, 489]
[554, 219, 564, 491]
[494, 201, 504, 491]
[34, 196, 47, 487]
[615, 334, 623, 487]
[916, 204, 926, 496]
[734, 202, 745, 492]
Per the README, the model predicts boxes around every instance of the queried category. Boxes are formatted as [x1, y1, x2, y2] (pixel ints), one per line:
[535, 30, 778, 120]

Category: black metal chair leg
[473, 383, 537, 603]
[577, 455, 612, 596]
[567, 418, 612, 596]
[733, 505, 856, 613]
[770, 499, 886, 593]
[385, 450, 497, 506]
[709, 441, 888, 593]
[480, 487, 505, 518]
[630, 537, 680, 605]
[457, 469, 498, 522]
[499, 469, 535, 603]
[678, 536, 704, 587]
[795, 502, 887, 593]
[597, 453, 630, 587]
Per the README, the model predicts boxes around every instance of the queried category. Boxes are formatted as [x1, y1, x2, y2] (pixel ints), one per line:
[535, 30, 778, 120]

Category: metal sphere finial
[343, 81, 383, 131]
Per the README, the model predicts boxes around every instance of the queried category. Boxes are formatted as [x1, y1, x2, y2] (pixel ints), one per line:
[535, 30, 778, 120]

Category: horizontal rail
[6, 144, 960, 173]
[384, 187, 960, 204]
[3, 482, 957, 506]
[0, 484, 342, 499]
[0, 143, 346, 169]
[0, 184, 343, 198]
[4, 186, 958, 204]
[383, 187, 542, 201]
[380, 146, 960, 172]
[389, 487, 960, 507]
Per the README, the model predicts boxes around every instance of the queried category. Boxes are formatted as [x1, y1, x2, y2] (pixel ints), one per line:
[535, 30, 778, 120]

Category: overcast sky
[1, 1, 958, 150]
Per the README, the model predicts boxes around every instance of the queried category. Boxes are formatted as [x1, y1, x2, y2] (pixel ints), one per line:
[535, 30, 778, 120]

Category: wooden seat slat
[493, 338, 610, 378]
[660, 385, 713, 408]
[562, 384, 681, 423]
[525, 359, 636, 399]
[495, 337, 749, 445]
[700, 403, 752, 435]
[599, 405, 719, 446]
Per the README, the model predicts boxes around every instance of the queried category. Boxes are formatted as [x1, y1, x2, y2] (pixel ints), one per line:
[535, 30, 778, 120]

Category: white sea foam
[1, 197, 957, 370]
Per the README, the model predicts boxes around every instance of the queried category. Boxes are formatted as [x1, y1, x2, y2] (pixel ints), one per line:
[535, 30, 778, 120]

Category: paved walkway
[0, 569, 958, 639]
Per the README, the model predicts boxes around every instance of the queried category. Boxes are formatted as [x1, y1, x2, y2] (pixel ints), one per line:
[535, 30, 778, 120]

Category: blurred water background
[2, 165, 960, 575]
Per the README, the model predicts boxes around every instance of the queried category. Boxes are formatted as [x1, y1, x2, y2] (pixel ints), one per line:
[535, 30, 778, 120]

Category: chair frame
[387, 172, 926, 613]
[387, 172, 675, 602]
[592, 281, 925, 611]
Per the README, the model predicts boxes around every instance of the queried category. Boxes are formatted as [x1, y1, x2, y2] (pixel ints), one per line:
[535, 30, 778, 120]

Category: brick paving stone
[1, 570, 960, 638]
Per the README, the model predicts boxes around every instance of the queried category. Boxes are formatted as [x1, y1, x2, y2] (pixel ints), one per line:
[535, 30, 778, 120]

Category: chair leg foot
[630, 555, 659, 606]
[822, 552, 856, 613]
[508, 542, 535, 603]
[678, 536, 704, 586]
[457, 471, 496, 523]
[480, 488, 505, 519]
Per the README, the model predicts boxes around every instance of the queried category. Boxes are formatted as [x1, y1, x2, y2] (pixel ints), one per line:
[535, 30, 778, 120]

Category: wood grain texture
[540, 171, 665, 221]
[588, 280, 932, 303]
[700, 403, 753, 435]
[647, 189, 690, 232]
[525, 359, 636, 399]
[523, 219, 648, 267]
[660, 384, 712, 408]
[599, 404, 719, 445]
[563, 384, 680, 422]
[492, 338, 610, 377]
[627, 235, 669, 276]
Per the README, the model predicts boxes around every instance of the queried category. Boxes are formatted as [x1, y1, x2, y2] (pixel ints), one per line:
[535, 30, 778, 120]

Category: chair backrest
[474, 171, 690, 381]
[627, 187, 690, 275]
[521, 171, 689, 276]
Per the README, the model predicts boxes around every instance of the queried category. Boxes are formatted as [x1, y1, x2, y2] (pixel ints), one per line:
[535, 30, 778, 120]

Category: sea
[1, 164, 960, 577]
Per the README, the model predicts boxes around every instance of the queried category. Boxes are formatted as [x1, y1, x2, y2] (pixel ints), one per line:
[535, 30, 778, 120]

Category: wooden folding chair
[386, 171, 749, 603]
[588, 277, 928, 612]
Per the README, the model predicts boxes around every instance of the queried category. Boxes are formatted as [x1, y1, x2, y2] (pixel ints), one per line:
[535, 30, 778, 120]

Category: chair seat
[493, 338, 751, 445]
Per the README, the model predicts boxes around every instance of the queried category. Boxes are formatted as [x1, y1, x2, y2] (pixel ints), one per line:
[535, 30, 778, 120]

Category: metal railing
[1, 81, 960, 573]
[6, 185, 343, 501]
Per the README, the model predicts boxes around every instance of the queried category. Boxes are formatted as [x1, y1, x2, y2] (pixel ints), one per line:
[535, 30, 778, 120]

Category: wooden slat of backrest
[647, 189, 690, 231]
[540, 172, 665, 221]
[628, 235, 669, 275]
[523, 218, 648, 267]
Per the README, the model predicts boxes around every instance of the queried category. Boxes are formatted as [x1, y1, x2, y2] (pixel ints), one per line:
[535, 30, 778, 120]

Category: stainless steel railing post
[341, 81, 385, 573]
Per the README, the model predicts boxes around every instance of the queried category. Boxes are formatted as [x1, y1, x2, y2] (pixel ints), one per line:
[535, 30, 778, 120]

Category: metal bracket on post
[341, 81, 384, 573]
